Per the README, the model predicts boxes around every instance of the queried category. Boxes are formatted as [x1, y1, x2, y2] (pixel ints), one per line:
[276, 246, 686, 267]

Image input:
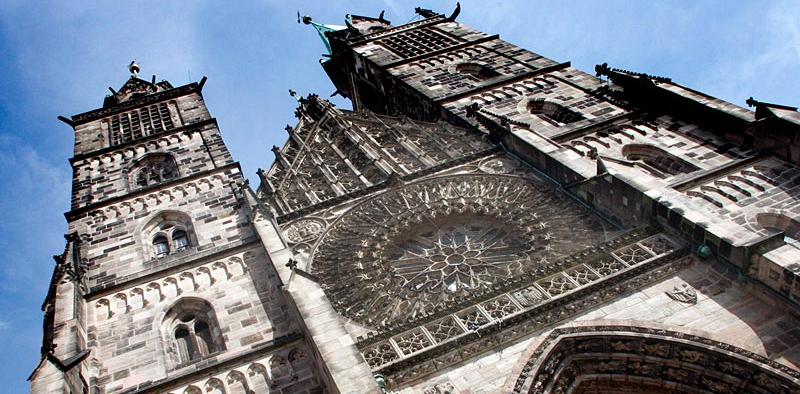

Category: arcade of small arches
[157, 345, 316, 394]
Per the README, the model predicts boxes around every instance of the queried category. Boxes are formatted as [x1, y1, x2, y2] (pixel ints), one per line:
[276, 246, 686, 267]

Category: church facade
[30, 5, 800, 393]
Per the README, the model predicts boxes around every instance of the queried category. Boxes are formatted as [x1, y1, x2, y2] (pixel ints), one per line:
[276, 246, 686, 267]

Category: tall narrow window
[108, 102, 175, 145]
[173, 230, 190, 251]
[194, 320, 216, 354]
[174, 326, 197, 362]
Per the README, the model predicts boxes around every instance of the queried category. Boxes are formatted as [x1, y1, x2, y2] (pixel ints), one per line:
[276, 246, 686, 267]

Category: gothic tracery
[310, 170, 609, 327]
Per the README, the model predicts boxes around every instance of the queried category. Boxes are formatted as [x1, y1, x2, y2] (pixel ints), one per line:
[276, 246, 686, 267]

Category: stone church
[29, 4, 800, 393]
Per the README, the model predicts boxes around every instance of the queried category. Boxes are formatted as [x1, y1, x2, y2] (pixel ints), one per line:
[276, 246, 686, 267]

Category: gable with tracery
[258, 95, 492, 217]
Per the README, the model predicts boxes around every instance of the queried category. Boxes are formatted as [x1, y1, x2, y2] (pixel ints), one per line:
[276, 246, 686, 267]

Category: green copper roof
[302, 15, 345, 55]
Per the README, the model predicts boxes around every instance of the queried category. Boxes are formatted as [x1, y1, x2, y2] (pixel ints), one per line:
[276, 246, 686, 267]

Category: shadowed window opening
[456, 63, 500, 81]
[528, 99, 584, 125]
[152, 235, 170, 257]
[756, 212, 800, 248]
[129, 153, 179, 189]
[172, 230, 189, 251]
[164, 299, 224, 367]
[622, 144, 700, 178]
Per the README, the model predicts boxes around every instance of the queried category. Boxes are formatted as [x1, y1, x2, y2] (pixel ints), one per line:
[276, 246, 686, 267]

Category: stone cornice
[129, 332, 304, 394]
[71, 82, 201, 125]
[69, 118, 218, 164]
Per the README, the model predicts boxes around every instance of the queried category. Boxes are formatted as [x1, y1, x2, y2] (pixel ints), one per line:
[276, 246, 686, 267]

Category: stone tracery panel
[358, 233, 687, 385]
[311, 172, 610, 327]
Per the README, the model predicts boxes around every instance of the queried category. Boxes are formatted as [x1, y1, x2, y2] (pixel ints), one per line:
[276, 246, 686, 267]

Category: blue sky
[0, 0, 798, 391]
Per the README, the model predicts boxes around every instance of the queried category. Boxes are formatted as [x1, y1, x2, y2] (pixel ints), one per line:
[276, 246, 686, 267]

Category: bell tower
[30, 63, 327, 393]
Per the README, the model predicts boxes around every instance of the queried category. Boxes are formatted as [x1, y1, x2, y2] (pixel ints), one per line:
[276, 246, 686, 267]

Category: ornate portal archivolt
[512, 326, 800, 394]
[306, 157, 610, 327]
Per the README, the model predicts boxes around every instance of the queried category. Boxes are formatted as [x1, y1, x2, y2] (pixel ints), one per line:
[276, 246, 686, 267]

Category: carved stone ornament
[423, 381, 456, 394]
[666, 283, 697, 304]
[478, 156, 518, 174]
[283, 218, 325, 244]
[311, 173, 608, 327]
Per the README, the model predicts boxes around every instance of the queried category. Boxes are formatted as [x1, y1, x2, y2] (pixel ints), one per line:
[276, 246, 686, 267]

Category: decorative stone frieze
[84, 172, 227, 222]
[91, 251, 252, 322]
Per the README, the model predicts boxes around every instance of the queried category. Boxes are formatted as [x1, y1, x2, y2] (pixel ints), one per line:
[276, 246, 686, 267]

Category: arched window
[528, 99, 584, 125]
[456, 63, 500, 81]
[172, 230, 189, 252]
[622, 144, 700, 178]
[756, 212, 800, 247]
[153, 235, 170, 257]
[142, 211, 196, 259]
[128, 153, 179, 189]
[163, 298, 224, 367]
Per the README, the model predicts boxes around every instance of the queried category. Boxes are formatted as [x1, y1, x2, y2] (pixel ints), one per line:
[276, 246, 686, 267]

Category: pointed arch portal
[511, 326, 800, 394]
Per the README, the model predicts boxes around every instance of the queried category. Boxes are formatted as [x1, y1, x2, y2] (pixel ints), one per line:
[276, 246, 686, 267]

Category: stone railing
[356, 232, 690, 386]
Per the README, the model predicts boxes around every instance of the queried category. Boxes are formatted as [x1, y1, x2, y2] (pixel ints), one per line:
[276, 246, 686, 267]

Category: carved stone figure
[666, 283, 698, 304]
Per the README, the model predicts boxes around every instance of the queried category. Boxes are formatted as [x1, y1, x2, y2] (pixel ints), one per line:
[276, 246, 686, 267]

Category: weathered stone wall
[86, 244, 297, 392]
[68, 167, 253, 290]
[71, 91, 211, 157]
[69, 123, 232, 211]
[393, 257, 800, 393]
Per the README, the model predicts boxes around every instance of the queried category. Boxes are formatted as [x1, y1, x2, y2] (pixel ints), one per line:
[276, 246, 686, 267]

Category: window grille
[109, 102, 174, 145]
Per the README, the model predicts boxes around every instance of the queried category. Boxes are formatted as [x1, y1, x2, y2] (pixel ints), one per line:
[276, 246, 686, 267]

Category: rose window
[388, 216, 532, 293]
[311, 173, 608, 327]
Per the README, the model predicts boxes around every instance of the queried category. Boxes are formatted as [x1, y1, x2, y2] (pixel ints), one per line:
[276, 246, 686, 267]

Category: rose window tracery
[388, 216, 532, 293]
[310, 172, 608, 327]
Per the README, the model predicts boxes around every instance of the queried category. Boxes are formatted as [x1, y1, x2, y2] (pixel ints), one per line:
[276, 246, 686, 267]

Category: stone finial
[128, 60, 140, 78]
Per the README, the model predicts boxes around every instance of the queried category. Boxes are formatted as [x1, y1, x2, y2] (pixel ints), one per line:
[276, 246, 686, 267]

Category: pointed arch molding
[511, 325, 800, 394]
